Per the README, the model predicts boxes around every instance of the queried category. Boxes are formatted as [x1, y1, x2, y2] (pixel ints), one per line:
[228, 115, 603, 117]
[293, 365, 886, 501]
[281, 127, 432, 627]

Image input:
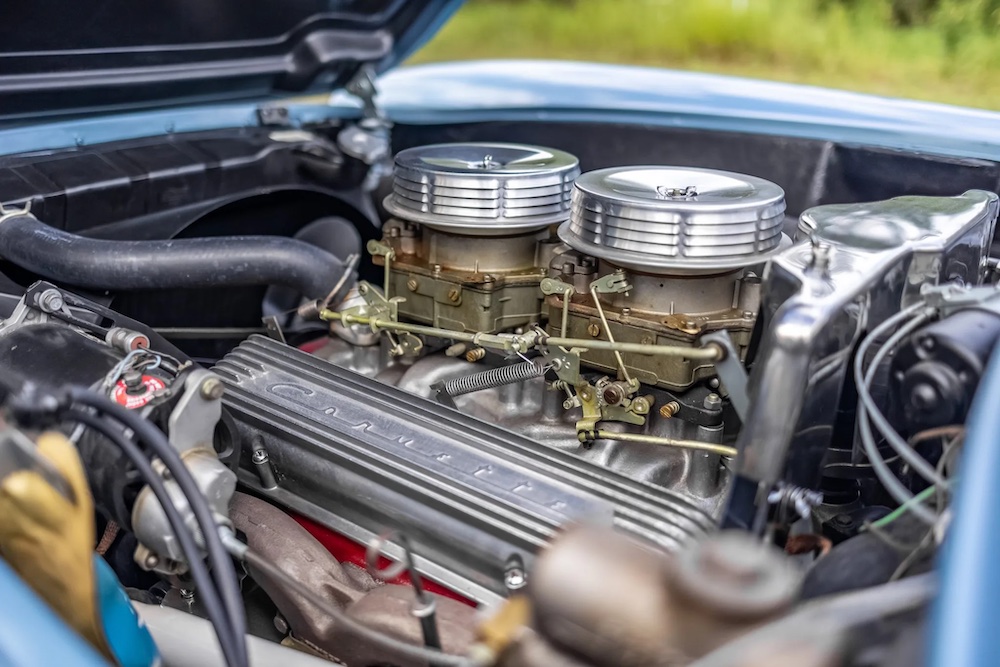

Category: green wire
[870, 485, 939, 529]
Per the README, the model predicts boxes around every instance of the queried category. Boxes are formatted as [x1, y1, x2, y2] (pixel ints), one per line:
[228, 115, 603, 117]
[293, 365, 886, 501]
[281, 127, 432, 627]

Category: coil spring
[442, 361, 546, 398]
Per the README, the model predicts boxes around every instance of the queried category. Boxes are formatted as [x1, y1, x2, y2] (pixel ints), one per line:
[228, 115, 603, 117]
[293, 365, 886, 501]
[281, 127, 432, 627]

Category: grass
[409, 0, 1000, 111]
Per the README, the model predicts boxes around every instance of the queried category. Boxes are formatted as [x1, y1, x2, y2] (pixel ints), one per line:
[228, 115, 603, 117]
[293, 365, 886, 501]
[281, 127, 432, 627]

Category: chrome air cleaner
[384, 142, 580, 235]
[560, 166, 787, 273]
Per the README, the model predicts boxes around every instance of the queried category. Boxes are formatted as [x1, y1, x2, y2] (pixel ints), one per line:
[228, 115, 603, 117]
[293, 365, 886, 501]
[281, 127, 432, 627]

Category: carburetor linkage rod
[321, 310, 724, 361]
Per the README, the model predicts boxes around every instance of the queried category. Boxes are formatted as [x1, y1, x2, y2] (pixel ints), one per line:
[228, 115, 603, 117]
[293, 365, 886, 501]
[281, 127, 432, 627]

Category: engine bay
[0, 115, 997, 666]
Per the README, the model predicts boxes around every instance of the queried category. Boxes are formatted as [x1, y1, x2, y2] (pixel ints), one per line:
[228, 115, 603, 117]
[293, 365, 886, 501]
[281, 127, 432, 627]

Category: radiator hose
[0, 210, 345, 299]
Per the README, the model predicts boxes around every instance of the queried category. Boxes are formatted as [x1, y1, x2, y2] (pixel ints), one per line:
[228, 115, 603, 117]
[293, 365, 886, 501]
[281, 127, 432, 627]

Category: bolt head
[504, 567, 527, 591]
[587, 323, 601, 337]
[143, 553, 160, 569]
[447, 287, 461, 303]
[199, 377, 225, 400]
[406, 278, 419, 292]
[252, 449, 268, 464]
[36, 289, 65, 313]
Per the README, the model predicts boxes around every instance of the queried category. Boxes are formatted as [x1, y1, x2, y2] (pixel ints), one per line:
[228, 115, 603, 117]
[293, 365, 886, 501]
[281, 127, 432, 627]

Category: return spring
[442, 361, 546, 397]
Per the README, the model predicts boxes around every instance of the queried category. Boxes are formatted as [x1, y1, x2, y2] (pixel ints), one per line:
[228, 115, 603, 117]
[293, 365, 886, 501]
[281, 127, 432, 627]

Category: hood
[0, 0, 462, 123]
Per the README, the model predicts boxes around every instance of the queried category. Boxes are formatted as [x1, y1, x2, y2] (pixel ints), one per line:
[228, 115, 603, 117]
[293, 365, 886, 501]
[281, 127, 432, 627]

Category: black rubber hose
[0, 212, 344, 299]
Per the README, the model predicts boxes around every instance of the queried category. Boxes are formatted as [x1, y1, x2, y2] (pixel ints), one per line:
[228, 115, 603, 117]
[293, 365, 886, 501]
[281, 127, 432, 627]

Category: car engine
[0, 128, 995, 667]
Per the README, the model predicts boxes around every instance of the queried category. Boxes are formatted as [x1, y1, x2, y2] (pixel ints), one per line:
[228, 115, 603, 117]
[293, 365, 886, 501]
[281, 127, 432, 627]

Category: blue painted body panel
[0, 558, 109, 667]
[367, 60, 1000, 160]
[3, 59, 1000, 163]
[368, 60, 1000, 159]
[929, 344, 1000, 667]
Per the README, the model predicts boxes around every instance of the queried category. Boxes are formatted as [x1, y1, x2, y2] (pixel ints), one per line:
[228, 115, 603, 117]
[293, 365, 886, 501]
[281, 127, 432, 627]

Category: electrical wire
[869, 485, 939, 530]
[891, 528, 937, 581]
[65, 387, 249, 667]
[856, 307, 947, 488]
[854, 304, 940, 525]
[240, 548, 474, 667]
[64, 408, 246, 667]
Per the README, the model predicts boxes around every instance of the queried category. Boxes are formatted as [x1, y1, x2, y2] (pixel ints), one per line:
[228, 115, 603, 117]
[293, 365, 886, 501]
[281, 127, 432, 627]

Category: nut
[406, 278, 419, 292]
[447, 287, 461, 303]
[199, 376, 225, 400]
[587, 323, 601, 337]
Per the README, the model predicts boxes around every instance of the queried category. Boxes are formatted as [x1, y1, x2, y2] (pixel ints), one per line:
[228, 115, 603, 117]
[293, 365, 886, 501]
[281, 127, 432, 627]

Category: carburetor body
[379, 143, 580, 332]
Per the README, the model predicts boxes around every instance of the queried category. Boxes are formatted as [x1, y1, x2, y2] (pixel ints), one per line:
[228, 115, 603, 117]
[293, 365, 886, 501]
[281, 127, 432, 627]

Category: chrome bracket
[699, 330, 749, 421]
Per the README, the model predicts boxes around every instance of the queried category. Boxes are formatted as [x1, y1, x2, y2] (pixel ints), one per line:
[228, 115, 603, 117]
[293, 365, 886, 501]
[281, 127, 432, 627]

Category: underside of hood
[0, 0, 461, 122]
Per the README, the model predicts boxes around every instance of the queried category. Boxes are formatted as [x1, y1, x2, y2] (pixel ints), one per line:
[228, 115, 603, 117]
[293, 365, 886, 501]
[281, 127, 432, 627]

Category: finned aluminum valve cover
[560, 166, 787, 273]
[216, 336, 715, 603]
[383, 142, 580, 235]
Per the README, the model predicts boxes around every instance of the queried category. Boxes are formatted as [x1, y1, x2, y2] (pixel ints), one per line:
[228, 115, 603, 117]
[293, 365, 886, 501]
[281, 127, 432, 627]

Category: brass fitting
[466, 347, 486, 362]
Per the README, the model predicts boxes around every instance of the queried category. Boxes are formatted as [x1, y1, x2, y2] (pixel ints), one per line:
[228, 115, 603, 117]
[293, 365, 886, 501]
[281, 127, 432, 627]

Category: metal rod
[590, 286, 633, 383]
[383, 251, 393, 302]
[320, 310, 722, 360]
[591, 429, 737, 457]
[546, 336, 721, 359]
[561, 287, 573, 340]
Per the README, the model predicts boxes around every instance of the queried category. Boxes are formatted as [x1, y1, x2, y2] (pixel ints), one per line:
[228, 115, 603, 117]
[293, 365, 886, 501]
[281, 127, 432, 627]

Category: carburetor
[549, 166, 787, 390]
[377, 142, 580, 333]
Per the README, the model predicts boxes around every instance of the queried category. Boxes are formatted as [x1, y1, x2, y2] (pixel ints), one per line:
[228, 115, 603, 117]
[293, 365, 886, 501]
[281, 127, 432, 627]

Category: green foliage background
[410, 0, 1000, 110]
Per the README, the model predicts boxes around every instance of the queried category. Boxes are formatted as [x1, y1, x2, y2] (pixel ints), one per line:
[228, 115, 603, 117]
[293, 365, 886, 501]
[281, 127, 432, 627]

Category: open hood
[0, 0, 462, 122]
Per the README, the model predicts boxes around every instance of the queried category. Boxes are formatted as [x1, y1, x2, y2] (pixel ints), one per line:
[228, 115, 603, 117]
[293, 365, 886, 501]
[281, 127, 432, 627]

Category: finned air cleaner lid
[559, 166, 787, 273]
[384, 142, 580, 235]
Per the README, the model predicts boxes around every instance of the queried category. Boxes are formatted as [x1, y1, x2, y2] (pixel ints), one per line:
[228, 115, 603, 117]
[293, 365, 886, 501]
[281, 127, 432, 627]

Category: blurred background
[410, 0, 1000, 110]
